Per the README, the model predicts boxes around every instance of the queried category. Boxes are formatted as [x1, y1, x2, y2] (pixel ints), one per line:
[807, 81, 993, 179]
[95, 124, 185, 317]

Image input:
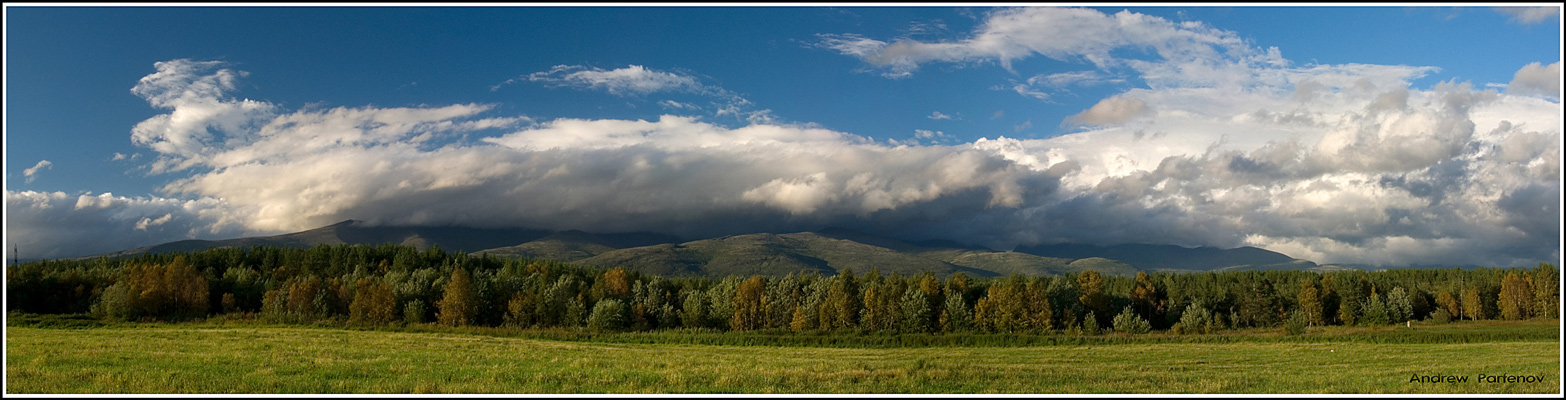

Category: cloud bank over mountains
[7, 8, 1560, 268]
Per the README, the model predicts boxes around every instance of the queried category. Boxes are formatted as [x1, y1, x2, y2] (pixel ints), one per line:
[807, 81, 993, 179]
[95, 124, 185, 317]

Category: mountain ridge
[80, 220, 1324, 277]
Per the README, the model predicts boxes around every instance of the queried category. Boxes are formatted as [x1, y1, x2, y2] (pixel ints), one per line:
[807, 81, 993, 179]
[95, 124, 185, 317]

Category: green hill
[81, 222, 1322, 279]
[576, 232, 994, 278]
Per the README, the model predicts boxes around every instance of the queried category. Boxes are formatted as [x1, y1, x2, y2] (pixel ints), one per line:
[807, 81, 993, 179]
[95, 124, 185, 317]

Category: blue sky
[4, 5, 1562, 266]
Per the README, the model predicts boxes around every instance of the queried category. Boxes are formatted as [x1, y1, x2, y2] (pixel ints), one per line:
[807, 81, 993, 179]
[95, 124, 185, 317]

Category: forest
[6, 243, 1560, 335]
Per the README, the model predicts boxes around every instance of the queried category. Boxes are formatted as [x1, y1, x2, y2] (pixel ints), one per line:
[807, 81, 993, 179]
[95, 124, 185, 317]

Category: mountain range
[85, 220, 1325, 277]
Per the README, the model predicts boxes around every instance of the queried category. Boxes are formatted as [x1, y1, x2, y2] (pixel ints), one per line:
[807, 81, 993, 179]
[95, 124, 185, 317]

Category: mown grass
[6, 320, 1561, 394]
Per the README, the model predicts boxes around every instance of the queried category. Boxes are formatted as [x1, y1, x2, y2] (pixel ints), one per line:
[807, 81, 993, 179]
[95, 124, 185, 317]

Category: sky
[4, 4, 1562, 267]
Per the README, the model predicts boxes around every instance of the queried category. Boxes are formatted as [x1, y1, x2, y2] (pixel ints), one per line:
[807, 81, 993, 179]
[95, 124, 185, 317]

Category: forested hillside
[7, 244, 1559, 334]
[79, 220, 1324, 279]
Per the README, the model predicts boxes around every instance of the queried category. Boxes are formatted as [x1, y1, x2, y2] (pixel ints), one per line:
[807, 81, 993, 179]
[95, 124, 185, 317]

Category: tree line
[6, 244, 1559, 334]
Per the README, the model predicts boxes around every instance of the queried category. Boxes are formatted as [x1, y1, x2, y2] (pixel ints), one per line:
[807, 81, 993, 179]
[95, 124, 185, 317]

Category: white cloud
[1507, 61, 1561, 101]
[504, 64, 774, 124]
[521, 64, 701, 96]
[1496, 6, 1560, 24]
[1065, 96, 1148, 127]
[22, 160, 52, 183]
[1004, 70, 1126, 101]
[1032, 70, 1117, 88]
[810, 7, 1559, 266]
[12, 39, 1562, 268]
[5, 190, 264, 259]
[817, 7, 1286, 89]
[659, 100, 700, 110]
[135, 213, 173, 230]
[129, 59, 277, 173]
[927, 111, 955, 120]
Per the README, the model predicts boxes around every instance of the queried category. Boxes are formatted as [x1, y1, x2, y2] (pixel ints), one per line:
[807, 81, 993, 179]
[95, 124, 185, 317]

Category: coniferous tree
[941, 292, 972, 332]
[1360, 291, 1390, 326]
[1318, 274, 1341, 325]
[917, 274, 944, 331]
[1237, 279, 1281, 328]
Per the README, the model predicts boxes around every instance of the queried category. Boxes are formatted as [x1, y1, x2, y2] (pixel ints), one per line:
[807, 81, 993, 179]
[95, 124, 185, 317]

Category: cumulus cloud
[10, 6, 1563, 269]
[1065, 96, 1148, 127]
[928, 111, 955, 120]
[5, 190, 263, 259]
[22, 160, 52, 183]
[1496, 6, 1560, 24]
[1508, 61, 1561, 101]
[129, 59, 278, 173]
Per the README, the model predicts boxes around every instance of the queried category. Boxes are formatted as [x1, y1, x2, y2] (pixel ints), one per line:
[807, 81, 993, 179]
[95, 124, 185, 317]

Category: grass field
[5, 320, 1561, 394]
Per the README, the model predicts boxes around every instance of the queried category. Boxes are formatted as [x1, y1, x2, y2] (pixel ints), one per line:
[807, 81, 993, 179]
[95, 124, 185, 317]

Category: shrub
[1284, 310, 1307, 335]
[1082, 311, 1100, 335]
[1178, 301, 1213, 335]
[587, 299, 627, 331]
[1112, 306, 1151, 334]
[403, 299, 427, 324]
[1431, 308, 1453, 324]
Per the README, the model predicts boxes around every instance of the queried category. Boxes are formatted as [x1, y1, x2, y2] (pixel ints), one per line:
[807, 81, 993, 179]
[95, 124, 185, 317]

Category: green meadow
[5, 319, 1559, 394]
